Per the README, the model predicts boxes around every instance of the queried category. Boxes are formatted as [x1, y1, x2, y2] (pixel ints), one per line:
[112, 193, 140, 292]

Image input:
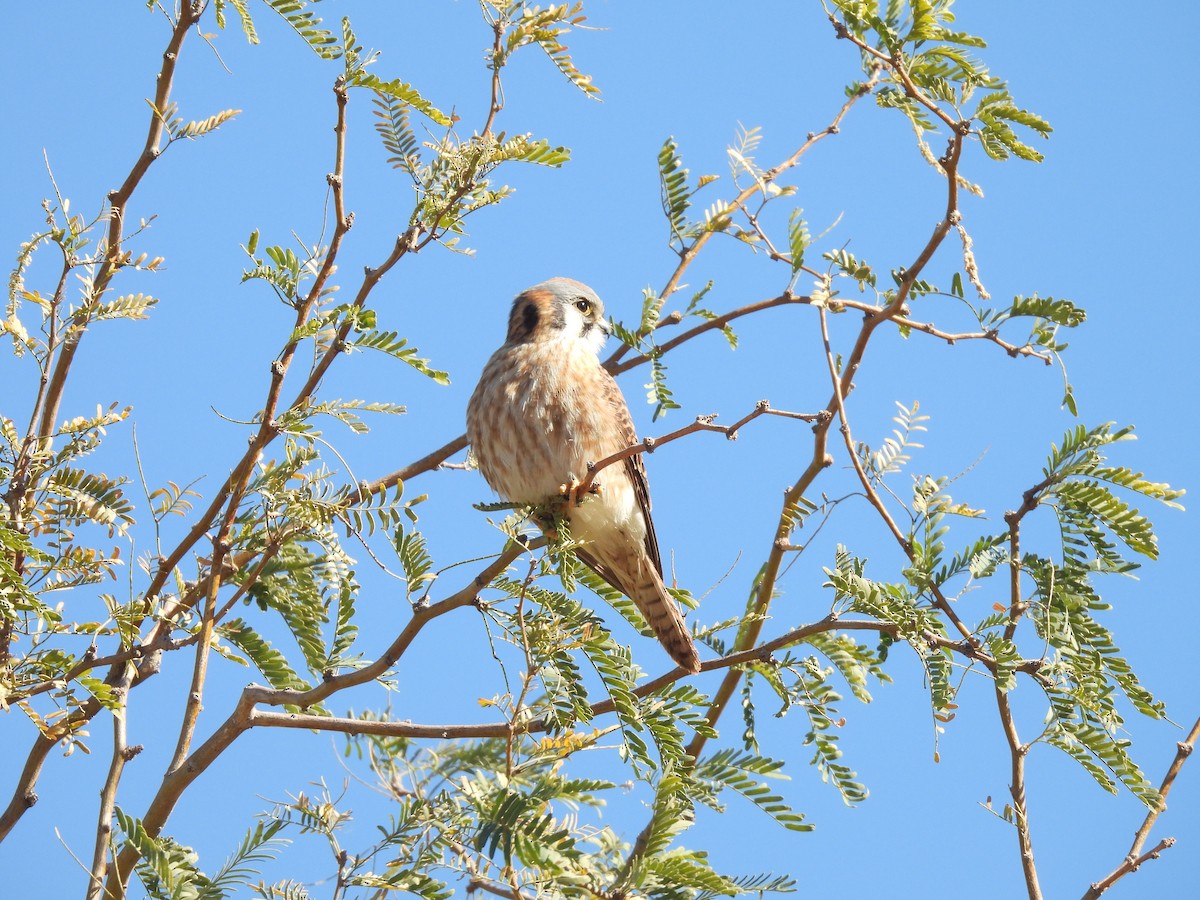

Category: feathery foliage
[1, 3, 1189, 899]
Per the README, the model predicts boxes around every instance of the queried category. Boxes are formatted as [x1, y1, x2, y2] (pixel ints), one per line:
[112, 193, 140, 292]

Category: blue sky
[1, 1, 1197, 897]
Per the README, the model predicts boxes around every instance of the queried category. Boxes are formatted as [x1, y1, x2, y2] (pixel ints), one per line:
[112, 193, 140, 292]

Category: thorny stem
[482, 7, 505, 136]
[103, 542, 527, 895]
[86, 682, 139, 900]
[573, 400, 821, 498]
[604, 67, 885, 370]
[1001, 470, 1060, 640]
[1082, 715, 1200, 899]
[0, 1, 205, 845]
[1003, 512, 1026, 641]
[995, 686, 1042, 900]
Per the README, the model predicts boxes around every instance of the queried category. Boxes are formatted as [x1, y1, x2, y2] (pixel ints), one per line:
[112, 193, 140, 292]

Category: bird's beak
[597, 317, 612, 337]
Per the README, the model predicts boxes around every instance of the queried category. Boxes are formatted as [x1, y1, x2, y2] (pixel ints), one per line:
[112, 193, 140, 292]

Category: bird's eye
[574, 298, 592, 314]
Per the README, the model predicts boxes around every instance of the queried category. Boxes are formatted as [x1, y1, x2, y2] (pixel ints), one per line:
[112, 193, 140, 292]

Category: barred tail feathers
[627, 566, 702, 675]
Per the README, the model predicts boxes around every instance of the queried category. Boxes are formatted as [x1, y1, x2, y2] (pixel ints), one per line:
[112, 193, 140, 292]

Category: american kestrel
[467, 277, 702, 674]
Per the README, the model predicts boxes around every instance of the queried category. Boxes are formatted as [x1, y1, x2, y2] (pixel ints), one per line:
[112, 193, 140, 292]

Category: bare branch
[1083, 715, 1200, 899]
[86, 683, 139, 900]
[995, 685, 1043, 900]
[573, 400, 823, 498]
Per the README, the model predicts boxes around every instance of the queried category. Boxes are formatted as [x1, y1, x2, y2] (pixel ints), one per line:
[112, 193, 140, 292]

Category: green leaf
[645, 354, 680, 421]
[395, 525, 435, 603]
[823, 248, 876, 289]
[643, 850, 740, 894]
[372, 91, 420, 176]
[170, 108, 241, 141]
[694, 748, 811, 831]
[43, 466, 134, 536]
[349, 329, 451, 384]
[220, 619, 312, 697]
[659, 137, 694, 249]
[498, 2, 599, 98]
[74, 292, 158, 324]
[116, 808, 212, 900]
[263, 0, 339, 59]
[208, 820, 290, 895]
[1007, 294, 1086, 327]
[213, 0, 259, 44]
[351, 73, 452, 126]
[787, 208, 810, 272]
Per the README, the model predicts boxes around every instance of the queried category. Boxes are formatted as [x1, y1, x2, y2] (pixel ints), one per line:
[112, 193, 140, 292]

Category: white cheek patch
[582, 322, 608, 355]
[556, 304, 608, 355]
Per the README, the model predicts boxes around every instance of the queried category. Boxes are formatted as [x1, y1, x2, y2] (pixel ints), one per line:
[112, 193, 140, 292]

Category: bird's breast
[467, 342, 629, 505]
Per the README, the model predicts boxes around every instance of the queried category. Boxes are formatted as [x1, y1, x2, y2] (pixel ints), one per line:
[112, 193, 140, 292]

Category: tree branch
[85, 683, 139, 900]
[101, 540, 530, 894]
[34, 5, 198, 442]
[604, 66, 885, 369]
[995, 685, 1042, 900]
[682, 120, 970, 779]
[573, 400, 822, 498]
[1082, 714, 1200, 899]
[0, 2, 205, 844]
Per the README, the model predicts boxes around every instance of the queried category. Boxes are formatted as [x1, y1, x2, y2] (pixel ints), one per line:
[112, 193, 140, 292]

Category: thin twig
[605, 67, 885, 370]
[34, 3, 202, 447]
[240, 614, 1045, 740]
[1082, 715, 1200, 899]
[573, 400, 822, 497]
[86, 682, 140, 900]
[995, 685, 1042, 899]
[672, 45, 971, 877]
[0, 1, 204, 844]
[346, 433, 470, 503]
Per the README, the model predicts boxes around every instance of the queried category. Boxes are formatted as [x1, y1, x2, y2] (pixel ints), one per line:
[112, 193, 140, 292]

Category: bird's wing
[574, 546, 631, 596]
[600, 368, 664, 576]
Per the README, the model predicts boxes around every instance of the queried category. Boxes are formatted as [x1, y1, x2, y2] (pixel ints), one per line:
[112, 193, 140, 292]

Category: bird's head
[505, 277, 611, 354]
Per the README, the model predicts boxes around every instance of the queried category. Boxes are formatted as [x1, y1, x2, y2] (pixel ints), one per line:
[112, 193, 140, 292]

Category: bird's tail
[573, 542, 702, 674]
[628, 568, 702, 675]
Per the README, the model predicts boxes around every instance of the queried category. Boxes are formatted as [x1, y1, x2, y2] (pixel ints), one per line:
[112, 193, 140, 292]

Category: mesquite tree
[1, 2, 1194, 899]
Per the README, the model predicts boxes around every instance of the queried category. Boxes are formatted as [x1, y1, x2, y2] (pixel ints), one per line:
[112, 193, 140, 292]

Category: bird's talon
[559, 478, 583, 506]
[559, 477, 601, 506]
[559, 480, 600, 508]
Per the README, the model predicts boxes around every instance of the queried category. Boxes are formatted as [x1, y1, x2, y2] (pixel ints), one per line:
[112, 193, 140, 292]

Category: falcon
[467, 277, 702, 673]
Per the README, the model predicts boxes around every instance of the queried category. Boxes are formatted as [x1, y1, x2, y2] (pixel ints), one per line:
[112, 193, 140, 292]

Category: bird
[467, 277, 702, 674]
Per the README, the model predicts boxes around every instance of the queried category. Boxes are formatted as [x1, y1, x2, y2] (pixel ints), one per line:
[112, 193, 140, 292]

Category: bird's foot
[559, 477, 602, 506]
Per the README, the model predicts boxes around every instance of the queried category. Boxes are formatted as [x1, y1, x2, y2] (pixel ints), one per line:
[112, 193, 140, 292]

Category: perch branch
[572, 400, 822, 498]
